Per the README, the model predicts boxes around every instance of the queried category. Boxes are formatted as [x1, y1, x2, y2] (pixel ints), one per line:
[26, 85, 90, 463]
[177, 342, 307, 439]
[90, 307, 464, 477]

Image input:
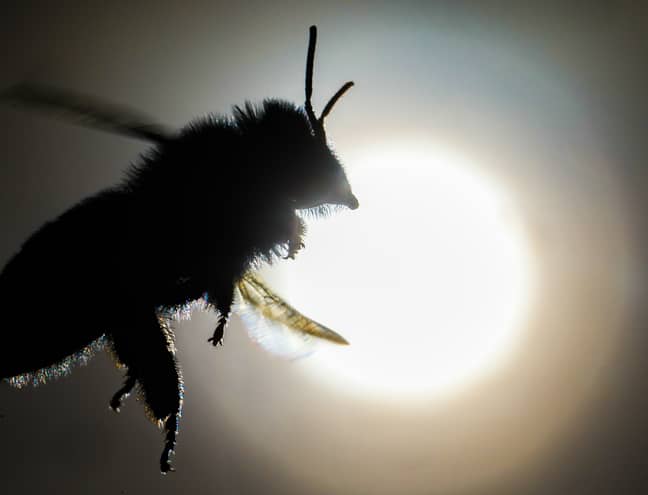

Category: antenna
[303, 25, 354, 140]
[304, 25, 319, 132]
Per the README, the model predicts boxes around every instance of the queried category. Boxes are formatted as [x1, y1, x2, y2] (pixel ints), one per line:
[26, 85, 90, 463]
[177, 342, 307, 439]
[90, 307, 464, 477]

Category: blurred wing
[236, 272, 349, 359]
[235, 298, 317, 359]
[1, 83, 173, 143]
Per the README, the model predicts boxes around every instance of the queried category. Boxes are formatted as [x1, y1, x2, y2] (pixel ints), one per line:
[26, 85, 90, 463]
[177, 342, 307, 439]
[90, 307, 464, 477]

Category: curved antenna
[319, 80, 354, 122]
[304, 25, 320, 133]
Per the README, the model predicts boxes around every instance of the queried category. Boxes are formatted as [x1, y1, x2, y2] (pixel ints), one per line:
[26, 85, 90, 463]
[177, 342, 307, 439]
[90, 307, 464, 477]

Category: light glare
[265, 142, 535, 400]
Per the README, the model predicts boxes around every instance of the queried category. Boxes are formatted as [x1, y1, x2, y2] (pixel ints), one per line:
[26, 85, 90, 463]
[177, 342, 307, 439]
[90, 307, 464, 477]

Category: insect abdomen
[0, 190, 130, 378]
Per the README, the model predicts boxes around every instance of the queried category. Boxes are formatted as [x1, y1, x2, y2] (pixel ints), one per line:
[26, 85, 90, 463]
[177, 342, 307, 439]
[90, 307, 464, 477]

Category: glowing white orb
[264, 142, 535, 400]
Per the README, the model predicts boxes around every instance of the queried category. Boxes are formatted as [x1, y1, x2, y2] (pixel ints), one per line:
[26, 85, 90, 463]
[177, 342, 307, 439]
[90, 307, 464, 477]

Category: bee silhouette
[0, 26, 357, 473]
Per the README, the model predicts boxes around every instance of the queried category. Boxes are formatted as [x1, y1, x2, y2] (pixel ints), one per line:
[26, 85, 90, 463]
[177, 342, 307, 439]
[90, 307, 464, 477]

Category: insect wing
[236, 272, 348, 359]
[2, 83, 173, 143]
[235, 297, 316, 359]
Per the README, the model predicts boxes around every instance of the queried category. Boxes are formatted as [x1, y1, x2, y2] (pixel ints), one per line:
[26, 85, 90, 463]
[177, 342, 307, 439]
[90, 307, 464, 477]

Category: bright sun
[263, 142, 535, 400]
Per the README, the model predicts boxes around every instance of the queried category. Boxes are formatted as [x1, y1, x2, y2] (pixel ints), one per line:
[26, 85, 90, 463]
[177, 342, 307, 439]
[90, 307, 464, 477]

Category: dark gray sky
[1, 2, 648, 494]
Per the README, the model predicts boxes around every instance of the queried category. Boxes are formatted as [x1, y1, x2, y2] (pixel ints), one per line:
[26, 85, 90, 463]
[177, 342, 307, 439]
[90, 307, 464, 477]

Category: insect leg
[110, 312, 183, 474]
[109, 375, 137, 412]
[285, 214, 306, 260]
[207, 282, 235, 347]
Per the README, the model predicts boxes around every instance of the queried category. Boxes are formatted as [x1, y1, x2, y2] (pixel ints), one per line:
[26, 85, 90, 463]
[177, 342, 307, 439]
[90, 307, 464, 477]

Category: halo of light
[264, 141, 536, 400]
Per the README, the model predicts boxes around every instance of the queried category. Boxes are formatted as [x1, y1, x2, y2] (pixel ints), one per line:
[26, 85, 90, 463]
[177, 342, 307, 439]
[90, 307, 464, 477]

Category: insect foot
[160, 416, 178, 474]
[109, 375, 137, 413]
[284, 239, 305, 260]
[207, 321, 225, 346]
[284, 215, 306, 260]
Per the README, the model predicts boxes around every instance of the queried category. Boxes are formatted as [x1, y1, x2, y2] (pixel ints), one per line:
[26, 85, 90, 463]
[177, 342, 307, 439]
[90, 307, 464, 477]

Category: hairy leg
[110, 311, 183, 473]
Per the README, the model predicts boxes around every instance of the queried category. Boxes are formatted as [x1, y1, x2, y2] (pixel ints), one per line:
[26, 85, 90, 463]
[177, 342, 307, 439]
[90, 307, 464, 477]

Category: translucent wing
[236, 272, 349, 358]
[1, 83, 173, 143]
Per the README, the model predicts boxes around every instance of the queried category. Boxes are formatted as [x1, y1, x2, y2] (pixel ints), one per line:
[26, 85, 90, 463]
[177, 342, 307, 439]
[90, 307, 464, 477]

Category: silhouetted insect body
[0, 26, 357, 473]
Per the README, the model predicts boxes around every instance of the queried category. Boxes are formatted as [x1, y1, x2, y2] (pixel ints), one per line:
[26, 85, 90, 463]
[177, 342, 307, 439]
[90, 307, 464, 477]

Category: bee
[0, 26, 357, 473]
